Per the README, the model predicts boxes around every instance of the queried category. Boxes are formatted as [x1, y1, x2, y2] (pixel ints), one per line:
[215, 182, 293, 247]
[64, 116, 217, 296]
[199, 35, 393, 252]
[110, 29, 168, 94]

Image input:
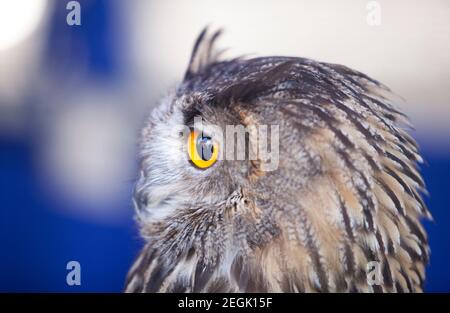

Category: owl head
[133, 29, 296, 237]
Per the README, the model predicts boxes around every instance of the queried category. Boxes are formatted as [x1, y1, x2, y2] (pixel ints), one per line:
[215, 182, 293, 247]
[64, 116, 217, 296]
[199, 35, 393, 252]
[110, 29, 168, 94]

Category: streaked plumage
[125, 28, 430, 293]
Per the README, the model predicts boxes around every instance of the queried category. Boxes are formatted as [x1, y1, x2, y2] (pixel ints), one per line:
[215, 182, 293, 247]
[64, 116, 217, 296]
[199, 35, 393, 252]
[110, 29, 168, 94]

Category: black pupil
[196, 135, 214, 161]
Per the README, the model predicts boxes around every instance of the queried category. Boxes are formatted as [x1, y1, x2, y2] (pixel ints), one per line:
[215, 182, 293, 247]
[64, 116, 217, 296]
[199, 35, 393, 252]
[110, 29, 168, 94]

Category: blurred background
[0, 0, 449, 292]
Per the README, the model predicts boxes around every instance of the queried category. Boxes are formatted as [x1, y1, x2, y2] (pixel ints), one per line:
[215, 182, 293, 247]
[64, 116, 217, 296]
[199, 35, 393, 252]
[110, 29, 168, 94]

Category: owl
[125, 28, 430, 293]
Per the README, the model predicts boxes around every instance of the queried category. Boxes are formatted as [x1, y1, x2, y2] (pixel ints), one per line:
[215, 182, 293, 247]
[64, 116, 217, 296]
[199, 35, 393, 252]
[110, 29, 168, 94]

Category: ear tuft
[184, 26, 224, 80]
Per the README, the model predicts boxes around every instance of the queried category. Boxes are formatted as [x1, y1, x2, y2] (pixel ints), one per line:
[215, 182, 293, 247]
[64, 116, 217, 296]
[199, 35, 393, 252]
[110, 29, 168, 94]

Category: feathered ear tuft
[184, 26, 224, 81]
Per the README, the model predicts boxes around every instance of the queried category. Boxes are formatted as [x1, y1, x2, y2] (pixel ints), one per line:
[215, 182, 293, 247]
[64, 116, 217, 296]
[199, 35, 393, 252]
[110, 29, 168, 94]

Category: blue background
[0, 1, 449, 292]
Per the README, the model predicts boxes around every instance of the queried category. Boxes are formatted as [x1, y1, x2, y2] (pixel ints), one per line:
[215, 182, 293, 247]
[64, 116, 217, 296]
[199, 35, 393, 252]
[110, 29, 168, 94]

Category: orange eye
[187, 130, 219, 169]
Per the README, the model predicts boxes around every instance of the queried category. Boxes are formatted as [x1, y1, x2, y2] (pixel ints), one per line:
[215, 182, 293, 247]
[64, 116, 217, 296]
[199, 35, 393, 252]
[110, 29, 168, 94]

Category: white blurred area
[39, 88, 137, 220]
[0, 0, 449, 223]
[0, 0, 47, 51]
[0, 0, 49, 135]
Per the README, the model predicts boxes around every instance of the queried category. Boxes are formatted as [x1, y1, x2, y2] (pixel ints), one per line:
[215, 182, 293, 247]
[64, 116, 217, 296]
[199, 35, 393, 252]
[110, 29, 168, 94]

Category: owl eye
[187, 130, 219, 169]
